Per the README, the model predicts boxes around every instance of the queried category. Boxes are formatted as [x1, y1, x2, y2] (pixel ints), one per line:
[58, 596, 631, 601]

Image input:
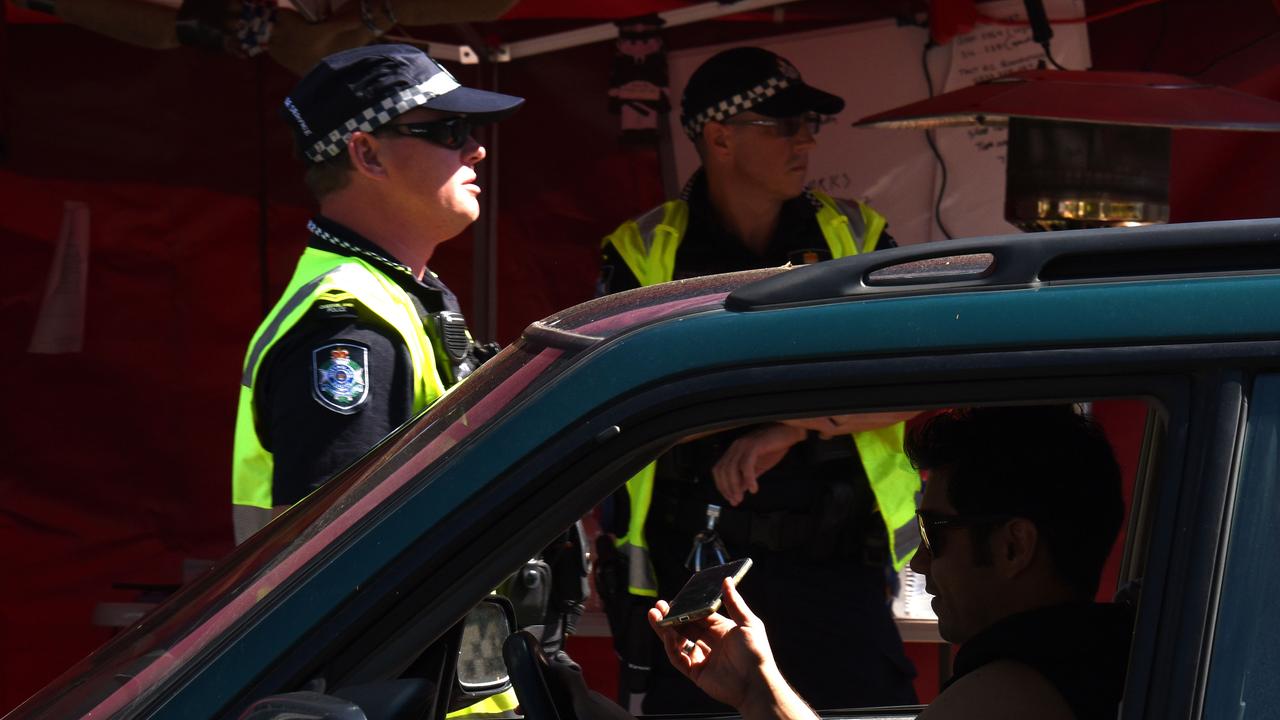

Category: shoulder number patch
[312, 343, 370, 414]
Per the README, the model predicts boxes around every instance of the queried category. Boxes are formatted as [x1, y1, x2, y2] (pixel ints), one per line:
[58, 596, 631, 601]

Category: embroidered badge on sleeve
[312, 343, 370, 414]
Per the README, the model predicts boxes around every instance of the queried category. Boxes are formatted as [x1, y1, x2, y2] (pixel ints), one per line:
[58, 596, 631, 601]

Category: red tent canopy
[3, 0, 1280, 711]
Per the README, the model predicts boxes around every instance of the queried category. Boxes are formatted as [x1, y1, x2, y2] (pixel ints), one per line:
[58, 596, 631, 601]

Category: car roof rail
[726, 217, 1280, 311]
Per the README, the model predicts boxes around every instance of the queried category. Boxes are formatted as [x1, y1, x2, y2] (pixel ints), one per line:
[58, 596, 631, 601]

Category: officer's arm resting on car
[711, 411, 919, 505]
[780, 411, 919, 437]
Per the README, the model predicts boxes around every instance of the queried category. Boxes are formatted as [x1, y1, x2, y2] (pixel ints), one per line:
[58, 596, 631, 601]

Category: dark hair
[905, 405, 1124, 597]
[297, 125, 405, 200]
[303, 152, 355, 200]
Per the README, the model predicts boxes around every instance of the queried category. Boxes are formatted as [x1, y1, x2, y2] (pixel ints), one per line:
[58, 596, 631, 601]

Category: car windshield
[7, 268, 785, 720]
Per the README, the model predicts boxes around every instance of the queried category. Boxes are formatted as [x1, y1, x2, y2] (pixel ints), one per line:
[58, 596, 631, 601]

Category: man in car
[231, 44, 523, 544]
[650, 405, 1134, 720]
[598, 46, 918, 713]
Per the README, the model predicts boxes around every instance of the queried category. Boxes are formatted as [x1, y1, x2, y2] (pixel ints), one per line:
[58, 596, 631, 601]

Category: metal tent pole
[391, 0, 807, 65]
[497, 0, 806, 61]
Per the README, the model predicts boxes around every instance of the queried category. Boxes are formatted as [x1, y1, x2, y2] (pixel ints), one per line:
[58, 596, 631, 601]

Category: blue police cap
[680, 47, 843, 141]
[283, 44, 524, 163]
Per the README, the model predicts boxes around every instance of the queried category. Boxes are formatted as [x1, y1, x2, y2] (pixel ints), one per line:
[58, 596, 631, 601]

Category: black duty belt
[716, 505, 816, 552]
[654, 494, 886, 564]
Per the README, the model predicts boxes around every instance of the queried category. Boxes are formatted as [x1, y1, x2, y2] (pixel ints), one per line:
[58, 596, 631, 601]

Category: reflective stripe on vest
[231, 248, 446, 542]
[605, 200, 688, 288]
[602, 192, 916, 592]
[852, 422, 922, 571]
[616, 462, 658, 597]
[600, 190, 885, 286]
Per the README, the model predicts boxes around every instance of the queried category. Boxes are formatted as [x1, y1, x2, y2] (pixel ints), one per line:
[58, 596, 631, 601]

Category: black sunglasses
[721, 112, 823, 138]
[384, 117, 473, 150]
[916, 511, 1015, 558]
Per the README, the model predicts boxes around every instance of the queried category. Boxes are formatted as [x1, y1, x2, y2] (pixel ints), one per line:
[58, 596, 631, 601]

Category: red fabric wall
[0, 21, 658, 710]
[2, 0, 1279, 711]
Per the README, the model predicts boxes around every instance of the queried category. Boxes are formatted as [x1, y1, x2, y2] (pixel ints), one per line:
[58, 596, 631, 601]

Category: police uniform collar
[307, 216, 450, 313]
[680, 168, 825, 215]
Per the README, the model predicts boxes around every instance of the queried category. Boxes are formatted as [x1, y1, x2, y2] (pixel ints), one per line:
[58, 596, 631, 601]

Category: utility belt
[653, 491, 888, 566]
[499, 521, 589, 656]
[652, 430, 887, 564]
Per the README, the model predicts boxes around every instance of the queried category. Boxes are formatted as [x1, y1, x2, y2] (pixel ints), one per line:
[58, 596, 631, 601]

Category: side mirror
[450, 595, 516, 710]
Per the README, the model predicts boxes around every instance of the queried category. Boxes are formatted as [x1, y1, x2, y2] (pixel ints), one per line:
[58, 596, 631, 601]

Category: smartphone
[657, 558, 753, 626]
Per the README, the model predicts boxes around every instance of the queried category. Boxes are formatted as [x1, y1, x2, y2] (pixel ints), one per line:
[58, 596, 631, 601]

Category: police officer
[231, 44, 523, 544]
[599, 47, 921, 713]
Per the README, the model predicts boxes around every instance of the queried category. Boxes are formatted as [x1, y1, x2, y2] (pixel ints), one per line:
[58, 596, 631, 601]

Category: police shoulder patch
[312, 343, 370, 414]
[310, 290, 361, 320]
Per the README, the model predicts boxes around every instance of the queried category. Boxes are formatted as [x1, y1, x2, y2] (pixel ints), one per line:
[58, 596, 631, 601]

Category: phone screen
[660, 558, 752, 626]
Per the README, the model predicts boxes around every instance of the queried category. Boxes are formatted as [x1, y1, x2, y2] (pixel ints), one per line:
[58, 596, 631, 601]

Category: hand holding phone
[656, 558, 752, 627]
[648, 568, 800, 716]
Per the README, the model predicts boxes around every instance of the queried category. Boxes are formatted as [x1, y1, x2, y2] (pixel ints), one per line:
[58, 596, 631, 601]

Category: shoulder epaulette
[310, 289, 363, 320]
[633, 204, 671, 244]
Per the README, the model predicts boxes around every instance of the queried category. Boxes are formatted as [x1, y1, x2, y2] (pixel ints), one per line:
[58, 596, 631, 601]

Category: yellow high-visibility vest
[601, 190, 918, 596]
[231, 247, 446, 542]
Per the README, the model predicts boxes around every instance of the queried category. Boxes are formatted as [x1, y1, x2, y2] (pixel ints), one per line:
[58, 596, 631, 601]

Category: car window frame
[1128, 368, 1248, 720]
[1193, 370, 1280, 719]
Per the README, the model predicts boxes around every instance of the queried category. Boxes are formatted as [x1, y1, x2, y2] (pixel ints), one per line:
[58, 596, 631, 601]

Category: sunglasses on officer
[384, 116, 474, 150]
[916, 510, 1016, 558]
[721, 111, 824, 138]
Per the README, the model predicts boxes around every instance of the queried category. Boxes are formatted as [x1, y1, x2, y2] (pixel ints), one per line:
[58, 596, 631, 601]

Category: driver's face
[909, 468, 1004, 644]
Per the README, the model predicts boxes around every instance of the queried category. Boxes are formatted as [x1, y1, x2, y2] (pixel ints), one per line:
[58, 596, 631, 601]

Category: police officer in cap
[599, 47, 920, 713]
[232, 44, 523, 544]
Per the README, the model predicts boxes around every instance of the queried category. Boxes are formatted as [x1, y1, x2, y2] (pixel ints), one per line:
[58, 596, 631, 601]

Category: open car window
[261, 397, 1163, 720]
[660, 398, 1156, 603]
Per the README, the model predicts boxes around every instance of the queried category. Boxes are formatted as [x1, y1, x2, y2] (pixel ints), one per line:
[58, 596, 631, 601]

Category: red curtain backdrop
[2, 0, 1279, 710]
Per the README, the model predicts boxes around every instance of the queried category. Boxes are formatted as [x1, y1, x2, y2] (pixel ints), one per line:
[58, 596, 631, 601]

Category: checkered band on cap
[303, 71, 461, 163]
[682, 74, 794, 140]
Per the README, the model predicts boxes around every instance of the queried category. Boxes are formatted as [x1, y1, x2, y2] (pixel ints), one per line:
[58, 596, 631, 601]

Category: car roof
[728, 217, 1280, 310]
[530, 218, 1280, 360]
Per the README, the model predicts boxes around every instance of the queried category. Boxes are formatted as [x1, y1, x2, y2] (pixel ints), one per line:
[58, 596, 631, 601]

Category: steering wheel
[501, 630, 564, 720]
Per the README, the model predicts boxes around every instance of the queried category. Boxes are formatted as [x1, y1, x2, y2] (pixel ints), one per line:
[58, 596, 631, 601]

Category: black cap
[680, 47, 844, 140]
[283, 44, 525, 164]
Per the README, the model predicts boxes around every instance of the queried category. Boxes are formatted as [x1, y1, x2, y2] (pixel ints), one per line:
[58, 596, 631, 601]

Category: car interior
[508, 398, 1162, 720]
